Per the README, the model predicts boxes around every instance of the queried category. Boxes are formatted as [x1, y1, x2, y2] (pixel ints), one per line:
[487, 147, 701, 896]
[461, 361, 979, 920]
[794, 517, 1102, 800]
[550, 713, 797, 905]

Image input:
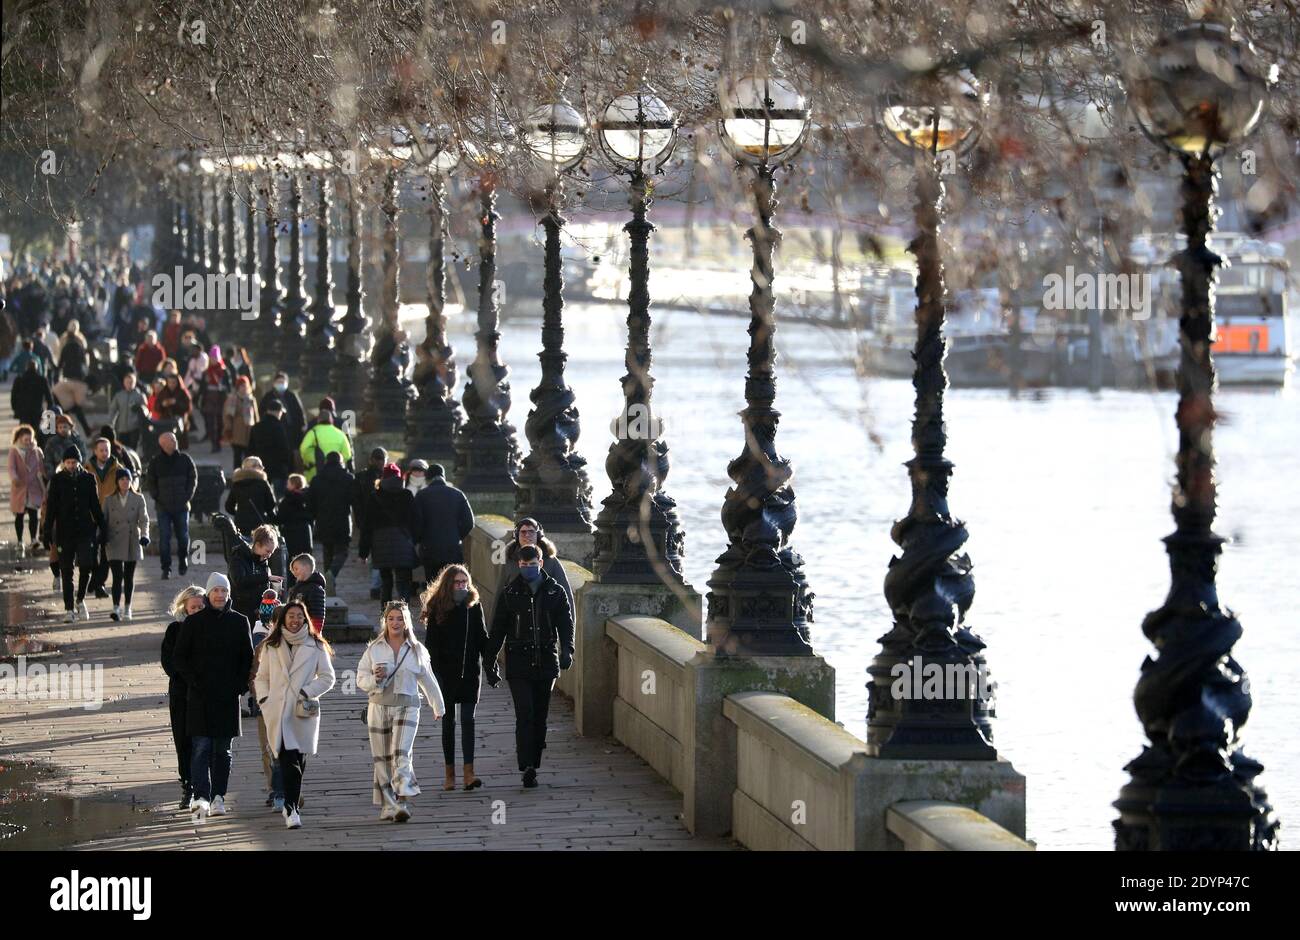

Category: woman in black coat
[160, 585, 207, 810]
[224, 457, 277, 537]
[421, 564, 493, 791]
[228, 526, 280, 624]
[359, 464, 421, 607]
[171, 574, 254, 818]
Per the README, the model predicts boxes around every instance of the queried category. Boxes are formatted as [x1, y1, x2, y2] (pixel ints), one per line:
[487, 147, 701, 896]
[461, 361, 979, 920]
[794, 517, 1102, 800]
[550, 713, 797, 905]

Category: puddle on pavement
[0, 589, 53, 630]
[0, 591, 59, 661]
[0, 761, 145, 850]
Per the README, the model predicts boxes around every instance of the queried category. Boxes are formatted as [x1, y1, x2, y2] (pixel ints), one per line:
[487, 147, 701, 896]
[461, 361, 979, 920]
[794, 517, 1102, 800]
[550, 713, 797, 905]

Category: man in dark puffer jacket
[143, 431, 197, 580]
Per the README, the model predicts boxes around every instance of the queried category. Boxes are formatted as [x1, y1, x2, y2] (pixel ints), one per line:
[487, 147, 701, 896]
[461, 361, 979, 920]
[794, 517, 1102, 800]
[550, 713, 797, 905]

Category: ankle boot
[463, 763, 482, 790]
[443, 766, 457, 791]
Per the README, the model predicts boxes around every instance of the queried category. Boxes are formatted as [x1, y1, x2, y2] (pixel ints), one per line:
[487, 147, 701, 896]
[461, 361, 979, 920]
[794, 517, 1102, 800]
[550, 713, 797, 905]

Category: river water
[435, 298, 1298, 851]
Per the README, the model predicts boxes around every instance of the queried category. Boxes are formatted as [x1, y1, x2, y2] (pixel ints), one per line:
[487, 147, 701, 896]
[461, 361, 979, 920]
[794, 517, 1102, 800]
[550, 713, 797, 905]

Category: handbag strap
[377, 642, 412, 691]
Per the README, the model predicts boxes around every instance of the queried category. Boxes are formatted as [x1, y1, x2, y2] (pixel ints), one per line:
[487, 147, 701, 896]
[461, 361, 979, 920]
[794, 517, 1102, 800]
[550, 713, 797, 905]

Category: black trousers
[174, 732, 192, 791]
[13, 509, 38, 541]
[321, 540, 349, 580]
[442, 703, 477, 765]
[88, 541, 109, 592]
[379, 567, 413, 606]
[109, 560, 137, 606]
[57, 539, 94, 610]
[278, 746, 306, 813]
[507, 678, 555, 772]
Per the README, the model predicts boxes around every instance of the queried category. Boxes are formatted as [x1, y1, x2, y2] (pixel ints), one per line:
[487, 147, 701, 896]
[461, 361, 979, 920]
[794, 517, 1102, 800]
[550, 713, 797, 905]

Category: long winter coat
[258, 388, 306, 448]
[10, 367, 53, 429]
[412, 479, 475, 569]
[41, 464, 106, 550]
[159, 619, 189, 744]
[172, 599, 254, 739]
[307, 460, 354, 543]
[246, 416, 293, 481]
[224, 466, 277, 536]
[228, 541, 272, 624]
[101, 489, 150, 562]
[485, 571, 575, 682]
[274, 488, 314, 558]
[253, 632, 335, 756]
[222, 391, 258, 447]
[8, 444, 45, 515]
[425, 600, 491, 704]
[359, 476, 420, 570]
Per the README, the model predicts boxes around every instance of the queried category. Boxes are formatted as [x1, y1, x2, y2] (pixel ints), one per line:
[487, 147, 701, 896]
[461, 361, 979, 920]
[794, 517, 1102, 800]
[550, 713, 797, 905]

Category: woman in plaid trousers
[356, 601, 444, 822]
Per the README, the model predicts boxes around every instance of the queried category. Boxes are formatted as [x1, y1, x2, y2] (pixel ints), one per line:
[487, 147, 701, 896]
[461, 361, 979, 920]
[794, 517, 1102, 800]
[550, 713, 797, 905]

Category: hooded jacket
[359, 476, 420, 569]
[224, 466, 277, 536]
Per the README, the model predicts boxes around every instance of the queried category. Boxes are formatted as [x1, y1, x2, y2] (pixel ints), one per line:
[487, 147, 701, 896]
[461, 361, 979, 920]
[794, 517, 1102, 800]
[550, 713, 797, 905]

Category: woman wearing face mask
[200, 346, 229, 454]
[357, 601, 444, 822]
[254, 600, 335, 830]
[421, 564, 495, 791]
[259, 372, 306, 449]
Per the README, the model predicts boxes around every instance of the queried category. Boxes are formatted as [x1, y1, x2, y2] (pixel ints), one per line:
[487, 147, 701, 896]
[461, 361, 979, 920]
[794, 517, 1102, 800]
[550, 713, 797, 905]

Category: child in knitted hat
[258, 588, 279, 626]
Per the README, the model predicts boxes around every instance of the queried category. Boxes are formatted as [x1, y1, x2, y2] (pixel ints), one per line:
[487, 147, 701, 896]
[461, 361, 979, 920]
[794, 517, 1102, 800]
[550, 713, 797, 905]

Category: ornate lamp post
[193, 171, 209, 275]
[406, 126, 466, 460]
[513, 98, 595, 532]
[328, 156, 372, 416]
[864, 71, 998, 759]
[276, 151, 312, 372]
[452, 114, 522, 506]
[361, 128, 417, 434]
[298, 151, 340, 393]
[207, 168, 225, 281]
[705, 75, 814, 656]
[591, 87, 686, 583]
[1114, 20, 1277, 851]
[256, 163, 285, 351]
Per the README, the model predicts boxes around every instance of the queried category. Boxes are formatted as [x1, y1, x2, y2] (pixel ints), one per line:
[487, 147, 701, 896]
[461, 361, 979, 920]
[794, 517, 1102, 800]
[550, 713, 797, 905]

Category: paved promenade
[0, 389, 733, 850]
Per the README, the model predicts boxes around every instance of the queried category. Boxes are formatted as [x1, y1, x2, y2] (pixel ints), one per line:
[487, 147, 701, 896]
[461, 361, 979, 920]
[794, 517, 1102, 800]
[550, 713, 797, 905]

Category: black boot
[179, 786, 192, 810]
[522, 767, 538, 789]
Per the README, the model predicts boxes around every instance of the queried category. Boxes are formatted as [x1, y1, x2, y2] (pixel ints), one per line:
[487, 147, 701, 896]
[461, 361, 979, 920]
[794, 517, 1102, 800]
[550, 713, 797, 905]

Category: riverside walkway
[0, 393, 734, 851]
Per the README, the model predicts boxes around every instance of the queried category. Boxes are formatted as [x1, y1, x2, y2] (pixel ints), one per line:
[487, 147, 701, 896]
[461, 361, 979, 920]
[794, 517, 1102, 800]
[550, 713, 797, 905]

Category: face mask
[408, 475, 426, 491]
[274, 382, 287, 393]
[453, 588, 469, 603]
[520, 565, 541, 582]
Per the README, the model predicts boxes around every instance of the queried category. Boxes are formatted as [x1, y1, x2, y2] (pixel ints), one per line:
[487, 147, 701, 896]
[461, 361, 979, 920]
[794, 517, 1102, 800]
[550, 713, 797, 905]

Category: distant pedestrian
[8, 425, 45, 550]
[173, 572, 254, 824]
[133, 329, 165, 382]
[247, 400, 293, 496]
[225, 455, 277, 537]
[41, 414, 86, 483]
[143, 431, 197, 580]
[359, 463, 420, 608]
[42, 446, 106, 622]
[254, 599, 335, 830]
[107, 370, 148, 451]
[298, 404, 353, 482]
[161, 585, 207, 811]
[353, 447, 387, 600]
[486, 544, 574, 789]
[10, 355, 54, 430]
[421, 564, 493, 792]
[275, 474, 314, 580]
[101, 467, 149, 621]
[199, 346, 230, 453]
[259, 372, 306, 449]
[357, 601, 444, 822]
[306, 451, 353, 594]
[222, 375, 258, 470]
[411, 462, 474, 589]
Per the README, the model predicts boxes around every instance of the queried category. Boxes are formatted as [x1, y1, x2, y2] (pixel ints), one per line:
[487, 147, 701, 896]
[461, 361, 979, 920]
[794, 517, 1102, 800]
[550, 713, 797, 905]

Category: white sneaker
[79, 600, 90, 621]
[191, 799, 209, 824]
[284, 808, 302, 829]
[124, 605, 133, 620]
[393, 801, 411, 823]
[64, 610, 75, 623]
[110, 605, 121, 621]
[209, 795, 227, 816]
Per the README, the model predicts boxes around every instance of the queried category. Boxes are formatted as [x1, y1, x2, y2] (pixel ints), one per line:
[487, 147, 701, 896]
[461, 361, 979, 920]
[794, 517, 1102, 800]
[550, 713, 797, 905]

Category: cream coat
[356, 635, 445, 717]
[254, 633, 336, 756]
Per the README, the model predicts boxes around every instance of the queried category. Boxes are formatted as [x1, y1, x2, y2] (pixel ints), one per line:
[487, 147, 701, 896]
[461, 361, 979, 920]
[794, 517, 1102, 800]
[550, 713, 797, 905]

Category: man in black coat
[246, 400, 293, 497]
[42, 447, 107, 621]
[307, 451, 354, 593]
[259, 372, 306, 450]
[10, 354, 54, 430]
[143, 431, 197, 580]
[353, 447, 388, 600]
[485, 544, 574, 789]
[172, 573, 253, 821]
[412, 463, 475, 587]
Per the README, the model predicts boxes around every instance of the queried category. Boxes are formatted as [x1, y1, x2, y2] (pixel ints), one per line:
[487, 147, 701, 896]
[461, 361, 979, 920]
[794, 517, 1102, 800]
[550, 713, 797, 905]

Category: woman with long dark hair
[421, 564, 495, 791]
[253, 599, 335, 830]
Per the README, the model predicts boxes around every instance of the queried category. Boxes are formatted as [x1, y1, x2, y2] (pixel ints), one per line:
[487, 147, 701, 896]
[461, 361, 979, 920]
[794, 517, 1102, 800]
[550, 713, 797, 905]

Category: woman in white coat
[357, 600, 444, 822]
[101, 468, 150, 621]
[254, 599, 335, 829]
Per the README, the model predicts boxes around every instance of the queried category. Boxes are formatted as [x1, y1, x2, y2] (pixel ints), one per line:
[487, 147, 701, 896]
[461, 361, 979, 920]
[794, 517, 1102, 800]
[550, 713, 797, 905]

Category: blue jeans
[157, 509, 190, 573]
[190, 735, 233, 802]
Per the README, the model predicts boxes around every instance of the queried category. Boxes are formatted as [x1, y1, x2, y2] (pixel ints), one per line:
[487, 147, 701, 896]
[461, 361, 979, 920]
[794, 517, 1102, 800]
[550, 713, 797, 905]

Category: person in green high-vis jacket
[298, 405, 354, 482]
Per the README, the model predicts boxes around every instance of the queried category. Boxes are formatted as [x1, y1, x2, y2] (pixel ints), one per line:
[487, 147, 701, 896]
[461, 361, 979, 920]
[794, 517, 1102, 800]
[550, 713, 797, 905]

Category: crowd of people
[3, 254, 577, 833]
